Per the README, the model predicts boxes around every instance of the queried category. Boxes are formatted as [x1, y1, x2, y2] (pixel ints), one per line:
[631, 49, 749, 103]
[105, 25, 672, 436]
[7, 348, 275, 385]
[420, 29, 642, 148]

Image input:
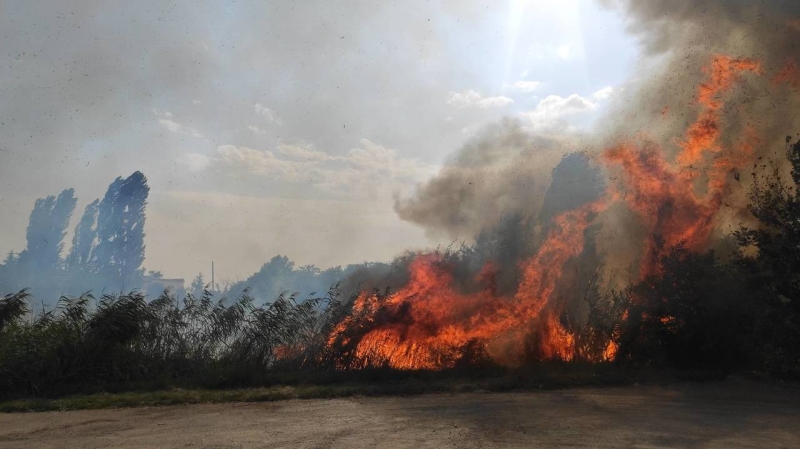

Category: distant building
[142, 275, 185, 293]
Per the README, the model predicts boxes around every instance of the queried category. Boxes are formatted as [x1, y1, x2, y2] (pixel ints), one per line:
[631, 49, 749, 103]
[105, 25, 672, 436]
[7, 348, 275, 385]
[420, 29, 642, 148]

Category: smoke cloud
[396, 0, 800, 263]
[394, 119, 580, 239]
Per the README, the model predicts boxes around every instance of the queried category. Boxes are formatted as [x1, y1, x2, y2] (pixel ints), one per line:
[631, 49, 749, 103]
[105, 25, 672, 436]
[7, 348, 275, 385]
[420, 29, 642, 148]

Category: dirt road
[1, 380, 798, 448]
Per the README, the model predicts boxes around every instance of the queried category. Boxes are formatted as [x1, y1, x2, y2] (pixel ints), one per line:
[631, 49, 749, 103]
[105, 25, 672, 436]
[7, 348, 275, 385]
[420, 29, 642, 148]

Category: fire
[328, 200, 607, 370]
[604, 55, 762, 276]
[602, 341, 618, 362]
[677, 56, 760, 167]
[774, 62, 800, 89]
[327, 54, 774, 371]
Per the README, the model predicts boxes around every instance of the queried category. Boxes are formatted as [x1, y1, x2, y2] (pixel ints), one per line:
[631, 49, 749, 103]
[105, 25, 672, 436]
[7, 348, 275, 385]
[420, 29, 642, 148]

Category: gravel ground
[1, 380, 798, 448]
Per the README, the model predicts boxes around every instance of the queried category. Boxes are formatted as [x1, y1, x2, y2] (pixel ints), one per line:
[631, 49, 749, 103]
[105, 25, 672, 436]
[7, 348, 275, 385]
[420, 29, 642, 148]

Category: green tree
[735, 137, 800, 376]
[66, 199, 99, 270]
[615, 244, 751, 370]
[17, 189, 77, 273]
[91, 172, 149, 289]
[190, 273, 206, 297]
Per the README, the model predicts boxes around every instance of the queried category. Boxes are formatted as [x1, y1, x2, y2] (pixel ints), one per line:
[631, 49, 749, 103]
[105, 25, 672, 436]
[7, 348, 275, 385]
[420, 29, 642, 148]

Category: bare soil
[1, 380, 798, 448]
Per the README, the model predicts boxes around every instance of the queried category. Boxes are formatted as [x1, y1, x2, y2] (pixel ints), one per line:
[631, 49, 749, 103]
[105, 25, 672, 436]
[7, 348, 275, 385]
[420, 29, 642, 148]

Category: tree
[66, 199, 99, 270]
[190, 273, 206, 297]
[735, 137, 800, 376]
[115, 171, 149, 285]
[91, 172, 150, 289]
[614, 244, 751, 370]
[0, 252, 20, 294]
[2, 252, 15, 266]
[91, 176, 124, 274]
[18, 188, 77, 273]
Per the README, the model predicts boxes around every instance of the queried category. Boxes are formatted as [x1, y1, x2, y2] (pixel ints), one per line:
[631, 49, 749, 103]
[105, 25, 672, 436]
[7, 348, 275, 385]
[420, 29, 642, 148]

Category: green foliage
[0, 287, 348, 398]
[189, 273, 205, 297]
[19, 188, 77, 273]
[66, 199, 99, 270]
[0, 290, 29, 333]
[91, 171, 149, 287]
[733, 138, 800, 377]
[0, 172, 151, 303]
[612, 245, 753, 370]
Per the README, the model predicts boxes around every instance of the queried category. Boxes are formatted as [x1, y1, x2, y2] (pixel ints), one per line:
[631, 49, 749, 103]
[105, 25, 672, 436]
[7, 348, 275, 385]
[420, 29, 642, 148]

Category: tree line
[0, 171, 149, 301]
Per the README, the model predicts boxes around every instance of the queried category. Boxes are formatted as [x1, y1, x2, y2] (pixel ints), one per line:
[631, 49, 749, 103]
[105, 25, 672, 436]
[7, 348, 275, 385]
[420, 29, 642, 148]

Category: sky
[0, 0, 638, 282]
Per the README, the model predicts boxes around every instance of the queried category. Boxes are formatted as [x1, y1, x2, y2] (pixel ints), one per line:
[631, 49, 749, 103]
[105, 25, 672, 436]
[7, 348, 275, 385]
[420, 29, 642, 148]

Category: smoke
[604, 0, 800, 149]
[396, 0, 800, 265]
[394, 118, 581, 239]
[328, 0, 800, 369]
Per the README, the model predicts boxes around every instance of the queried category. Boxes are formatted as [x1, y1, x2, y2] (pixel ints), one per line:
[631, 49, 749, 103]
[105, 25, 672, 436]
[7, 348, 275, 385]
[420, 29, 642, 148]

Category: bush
[0, 287, 349, 398]
[612, 245, 754, 371]
[733, 138, 800, 377]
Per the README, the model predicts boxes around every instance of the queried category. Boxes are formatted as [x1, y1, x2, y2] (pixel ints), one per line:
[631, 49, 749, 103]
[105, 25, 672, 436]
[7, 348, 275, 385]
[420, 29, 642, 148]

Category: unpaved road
[1, 381, 799, 448]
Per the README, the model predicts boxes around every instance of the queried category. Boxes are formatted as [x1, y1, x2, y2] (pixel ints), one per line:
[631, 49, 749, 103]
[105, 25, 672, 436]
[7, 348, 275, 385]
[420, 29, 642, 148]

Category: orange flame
[774, 62, 800, 89]
[605, 55, 762, 276]
[328, 54, 770, 371]
[677, 56, 760, 167]
[328, 200, 607, 370]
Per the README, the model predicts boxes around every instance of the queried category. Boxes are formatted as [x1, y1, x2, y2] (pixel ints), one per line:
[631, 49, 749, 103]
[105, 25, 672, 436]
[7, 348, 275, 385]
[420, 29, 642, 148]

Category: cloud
[254, 103, 283, 125]
[180, 153, 212, 172]
[592, 86, 614, 101]
[216, 145, 297, 179]
[521, 87, 617, 132]
[523, 94, 598, 132]
[513, 81, 543, 92]
[277, 143, 331, 161]
[347, 139, 435, 181]
[213, 140, 437, 197]
[447, 90, 514, 109]
[154, 110, 205, 139]
[159, 119, 182, 133]
[247, 125, 265, 135]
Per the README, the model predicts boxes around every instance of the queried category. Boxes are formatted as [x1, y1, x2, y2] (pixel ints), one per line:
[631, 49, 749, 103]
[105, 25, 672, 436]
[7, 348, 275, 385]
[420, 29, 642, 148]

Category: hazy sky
[0, 0, 638, 281]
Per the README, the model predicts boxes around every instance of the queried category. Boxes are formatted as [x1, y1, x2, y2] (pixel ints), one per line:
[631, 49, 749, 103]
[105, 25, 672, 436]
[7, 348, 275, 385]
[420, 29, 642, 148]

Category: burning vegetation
[2, 0, 800, 400]
[322, 54, 794, 371]
[327, 200, 608, 370]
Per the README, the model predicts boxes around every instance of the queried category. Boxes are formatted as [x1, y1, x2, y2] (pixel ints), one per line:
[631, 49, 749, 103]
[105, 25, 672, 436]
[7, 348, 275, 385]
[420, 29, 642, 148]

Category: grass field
[0, 365, 762, 413]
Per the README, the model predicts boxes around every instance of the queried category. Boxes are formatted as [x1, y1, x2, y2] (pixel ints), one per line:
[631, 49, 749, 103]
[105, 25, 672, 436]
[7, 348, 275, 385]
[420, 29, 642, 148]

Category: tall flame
[604, 55, 762, 276]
